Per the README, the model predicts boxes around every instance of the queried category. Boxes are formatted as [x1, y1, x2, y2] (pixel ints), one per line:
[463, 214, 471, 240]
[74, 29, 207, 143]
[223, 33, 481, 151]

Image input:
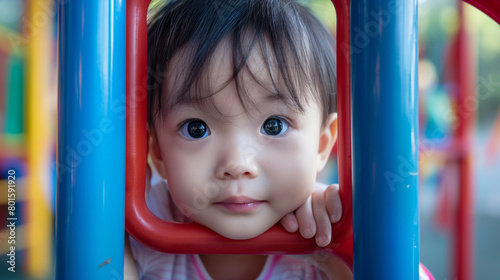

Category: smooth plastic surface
[56, 1, 126, 279]
[125, 0, 353, 266]
[351, 0, 420, 279]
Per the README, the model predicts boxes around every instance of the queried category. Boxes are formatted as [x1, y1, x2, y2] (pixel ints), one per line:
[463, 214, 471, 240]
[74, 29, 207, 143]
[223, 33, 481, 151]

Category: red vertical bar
[454, 2, 476, 280]
[125, 0, 150, 239]
[330, 0, 353, 267]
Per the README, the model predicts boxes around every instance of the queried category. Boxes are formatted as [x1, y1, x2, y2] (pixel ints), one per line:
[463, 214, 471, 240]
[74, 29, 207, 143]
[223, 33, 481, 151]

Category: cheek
[262, 136, 318, 207]
[263, 133, 319, 175]
[162, 137, 214, 178]
[160, 142, 215, 208]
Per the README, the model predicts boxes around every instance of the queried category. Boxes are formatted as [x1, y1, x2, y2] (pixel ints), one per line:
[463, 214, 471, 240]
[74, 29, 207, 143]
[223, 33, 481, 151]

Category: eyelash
[176, 115, 293, 135]
[268, 115, 292, 127]
[176, 119, 196, 131]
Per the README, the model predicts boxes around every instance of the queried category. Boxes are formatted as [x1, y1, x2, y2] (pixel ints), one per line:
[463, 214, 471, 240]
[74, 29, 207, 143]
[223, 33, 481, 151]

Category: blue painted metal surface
[351, 0, 419, 279]
[56, 1, 126, 279]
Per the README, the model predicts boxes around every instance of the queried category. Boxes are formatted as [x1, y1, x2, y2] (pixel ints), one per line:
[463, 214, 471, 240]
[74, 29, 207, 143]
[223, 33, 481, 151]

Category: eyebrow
[259, 91, 305, 116]
[168, 89, 215, 109]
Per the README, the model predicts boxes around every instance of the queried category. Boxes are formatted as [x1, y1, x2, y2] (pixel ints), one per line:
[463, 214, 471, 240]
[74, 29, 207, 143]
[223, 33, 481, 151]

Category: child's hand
[280, 183, 342, 247]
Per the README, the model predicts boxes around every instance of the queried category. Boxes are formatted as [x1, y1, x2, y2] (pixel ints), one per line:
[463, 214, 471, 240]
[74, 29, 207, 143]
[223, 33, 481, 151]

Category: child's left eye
[260, 117, 289, 136]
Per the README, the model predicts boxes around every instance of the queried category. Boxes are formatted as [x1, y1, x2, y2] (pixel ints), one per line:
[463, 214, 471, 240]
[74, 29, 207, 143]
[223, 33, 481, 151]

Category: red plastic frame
[124, 0, 500, 271]
[125, 0, 352, 267]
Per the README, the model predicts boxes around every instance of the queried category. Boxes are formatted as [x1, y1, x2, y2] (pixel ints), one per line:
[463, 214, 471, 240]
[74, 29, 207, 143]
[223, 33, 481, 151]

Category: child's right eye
[179, 119, 211, 139]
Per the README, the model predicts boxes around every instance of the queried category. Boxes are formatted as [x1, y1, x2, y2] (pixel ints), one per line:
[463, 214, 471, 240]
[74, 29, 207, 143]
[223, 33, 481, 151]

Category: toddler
[126, 0, 351, 279]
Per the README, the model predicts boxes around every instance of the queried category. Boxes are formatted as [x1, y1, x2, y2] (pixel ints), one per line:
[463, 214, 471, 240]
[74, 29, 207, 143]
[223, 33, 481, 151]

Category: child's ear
[317, 113, 338, 173]
[148, 133, 167, 179]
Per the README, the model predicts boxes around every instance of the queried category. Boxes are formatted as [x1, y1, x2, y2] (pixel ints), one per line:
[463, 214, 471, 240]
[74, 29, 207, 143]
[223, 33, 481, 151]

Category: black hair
[147, 0, 336, 135]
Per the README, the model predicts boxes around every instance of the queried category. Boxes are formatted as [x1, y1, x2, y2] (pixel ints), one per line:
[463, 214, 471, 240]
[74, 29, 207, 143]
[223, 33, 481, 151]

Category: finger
[295, 196, 316, 239]
[311, 190, 332, 247]
[280, 213, 299, 232]
[325, 184, 342, 223]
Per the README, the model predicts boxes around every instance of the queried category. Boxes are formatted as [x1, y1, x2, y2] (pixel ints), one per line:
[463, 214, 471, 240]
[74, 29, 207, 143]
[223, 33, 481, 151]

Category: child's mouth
[215, 196, 265, 213]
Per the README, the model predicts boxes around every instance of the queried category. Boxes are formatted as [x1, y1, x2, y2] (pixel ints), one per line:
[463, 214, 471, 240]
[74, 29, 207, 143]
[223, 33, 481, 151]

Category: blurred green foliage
[419, 0, 500, 124]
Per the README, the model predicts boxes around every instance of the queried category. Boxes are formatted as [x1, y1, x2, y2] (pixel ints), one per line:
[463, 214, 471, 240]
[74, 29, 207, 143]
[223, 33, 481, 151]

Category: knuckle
[312, 192, 325, 208]
[319, 220, 331, 231]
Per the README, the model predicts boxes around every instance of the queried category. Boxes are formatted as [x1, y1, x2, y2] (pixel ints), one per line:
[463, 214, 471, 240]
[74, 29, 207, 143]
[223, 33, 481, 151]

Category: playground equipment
[57, 1, 126, 279]
[486, 110, 500, 163]
[55, 0, 500, 279]
[445, 2, 477, 279]
[125, 0, 349, 260]
[423, 1, 486, 278]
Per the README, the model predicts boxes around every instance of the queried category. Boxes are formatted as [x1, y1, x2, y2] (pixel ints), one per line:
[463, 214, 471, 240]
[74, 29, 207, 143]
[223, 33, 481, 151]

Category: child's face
[150, 43, 337, 239]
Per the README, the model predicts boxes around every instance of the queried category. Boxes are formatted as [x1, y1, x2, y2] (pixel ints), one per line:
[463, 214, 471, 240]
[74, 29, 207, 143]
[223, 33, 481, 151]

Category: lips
[215, 196, 265, 213]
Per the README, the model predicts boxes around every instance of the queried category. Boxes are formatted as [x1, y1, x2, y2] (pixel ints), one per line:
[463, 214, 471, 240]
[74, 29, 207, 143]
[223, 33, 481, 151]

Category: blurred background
[1, 0, 499, 279]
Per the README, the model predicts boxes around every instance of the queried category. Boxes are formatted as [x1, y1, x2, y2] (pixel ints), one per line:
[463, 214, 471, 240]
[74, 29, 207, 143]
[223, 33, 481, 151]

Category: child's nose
[215, 138, 259, 180]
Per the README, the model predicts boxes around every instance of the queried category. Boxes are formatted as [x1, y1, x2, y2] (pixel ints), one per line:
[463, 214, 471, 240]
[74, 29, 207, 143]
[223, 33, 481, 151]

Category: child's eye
[180, 119, 211, 139]
[261, 117, 289, 136]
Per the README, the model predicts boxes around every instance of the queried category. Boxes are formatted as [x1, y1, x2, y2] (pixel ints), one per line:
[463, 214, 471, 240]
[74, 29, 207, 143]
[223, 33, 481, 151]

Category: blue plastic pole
[56, 1, 126, 279]
[351, 0, 419, 279]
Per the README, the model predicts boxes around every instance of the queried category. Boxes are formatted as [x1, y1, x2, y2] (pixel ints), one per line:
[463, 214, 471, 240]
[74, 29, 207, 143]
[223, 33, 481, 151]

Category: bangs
[147, 0, 336, 135]
[161, 30, 315, 121]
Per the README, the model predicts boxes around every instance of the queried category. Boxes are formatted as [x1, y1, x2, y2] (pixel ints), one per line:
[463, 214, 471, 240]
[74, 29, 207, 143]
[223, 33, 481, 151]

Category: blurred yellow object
[25, 0, 55, 277]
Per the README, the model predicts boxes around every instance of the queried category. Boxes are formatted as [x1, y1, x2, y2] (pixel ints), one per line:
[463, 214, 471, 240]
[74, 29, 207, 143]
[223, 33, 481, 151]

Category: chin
[209, 221, 273, 240]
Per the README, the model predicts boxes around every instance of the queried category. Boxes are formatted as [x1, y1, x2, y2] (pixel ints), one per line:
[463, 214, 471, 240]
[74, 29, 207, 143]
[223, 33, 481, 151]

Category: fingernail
[303, 228, 312, 237]
[317, 236, 329, 247]
[287, 220, 297, 231]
